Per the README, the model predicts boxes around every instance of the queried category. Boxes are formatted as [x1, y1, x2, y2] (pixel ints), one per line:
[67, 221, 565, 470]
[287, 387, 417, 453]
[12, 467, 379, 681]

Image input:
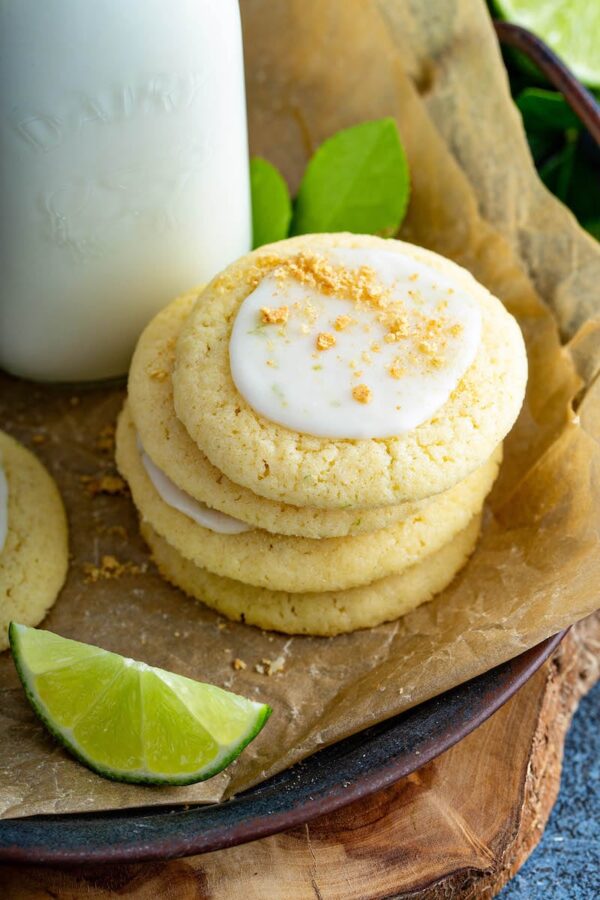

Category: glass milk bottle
[0, 0, 251, 382]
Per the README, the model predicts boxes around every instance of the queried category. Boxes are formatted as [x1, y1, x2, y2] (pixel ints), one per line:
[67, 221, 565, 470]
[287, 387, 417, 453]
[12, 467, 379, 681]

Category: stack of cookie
[116, 234, 527, 636]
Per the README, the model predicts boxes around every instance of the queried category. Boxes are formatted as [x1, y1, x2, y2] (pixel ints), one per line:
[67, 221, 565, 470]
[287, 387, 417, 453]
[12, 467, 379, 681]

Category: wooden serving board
[2, 612, 598, 899]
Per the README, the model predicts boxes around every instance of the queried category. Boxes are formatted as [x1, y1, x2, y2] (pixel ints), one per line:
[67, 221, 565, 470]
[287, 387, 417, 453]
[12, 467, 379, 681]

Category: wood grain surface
[2, 612, 598, 900]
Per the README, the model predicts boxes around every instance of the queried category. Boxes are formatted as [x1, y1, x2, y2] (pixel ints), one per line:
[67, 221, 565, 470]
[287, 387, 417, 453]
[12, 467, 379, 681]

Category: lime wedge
[494, 0, 600, 88]
[9, 623, 271, 785]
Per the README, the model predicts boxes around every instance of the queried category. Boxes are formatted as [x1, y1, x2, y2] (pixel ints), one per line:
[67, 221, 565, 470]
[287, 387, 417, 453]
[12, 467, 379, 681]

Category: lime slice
[494, 0, 600, 88]
[9, 623, 271, 785]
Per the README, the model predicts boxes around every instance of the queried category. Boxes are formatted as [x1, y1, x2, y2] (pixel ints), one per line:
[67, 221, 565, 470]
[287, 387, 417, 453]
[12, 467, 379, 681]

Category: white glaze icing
[137, 437, 251, 535]
[229, 247, 482, 439]
[0, 459, 8, 553]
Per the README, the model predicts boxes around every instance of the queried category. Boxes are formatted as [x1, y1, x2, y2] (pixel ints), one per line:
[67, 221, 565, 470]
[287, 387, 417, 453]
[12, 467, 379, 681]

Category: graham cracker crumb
[352, 384, 372, 404]
[81, 473, 127, 497]
[275, 252, 391, 309]
[244, 254, 286, 290]
[334, 315, 354, 332]
[255, 656, 285, 676]
[380, 312, 411, 340]
[389, 360, 405, 380]
[83, 555, 145, 583]
[260, 305, 289, 325]
[95, 424, 116, 454]
[316, 331, 336, 351]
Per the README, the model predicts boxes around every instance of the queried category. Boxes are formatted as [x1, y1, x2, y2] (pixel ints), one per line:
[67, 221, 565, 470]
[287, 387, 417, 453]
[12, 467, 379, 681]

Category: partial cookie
[117, 405, 500, 592]
[128, 293, 436, 538]
[142, 515, 481, 636]
[173, 233, 527, 509]
[0, 431, 68, 650]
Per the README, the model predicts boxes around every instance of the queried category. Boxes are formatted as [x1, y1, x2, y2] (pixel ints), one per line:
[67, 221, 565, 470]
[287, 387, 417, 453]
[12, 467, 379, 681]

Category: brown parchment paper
[1, 0, 600, 819]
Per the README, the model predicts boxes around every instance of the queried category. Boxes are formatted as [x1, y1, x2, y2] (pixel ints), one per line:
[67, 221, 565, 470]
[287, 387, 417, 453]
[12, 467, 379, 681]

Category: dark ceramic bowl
[0, 631, 565, 865]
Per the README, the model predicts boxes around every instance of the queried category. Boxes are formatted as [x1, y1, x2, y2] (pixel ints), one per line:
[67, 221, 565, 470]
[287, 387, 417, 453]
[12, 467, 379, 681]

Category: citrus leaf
[250, 157, 292, 249]
[291, 118, 410, 237]
[517, 88, 581, 132]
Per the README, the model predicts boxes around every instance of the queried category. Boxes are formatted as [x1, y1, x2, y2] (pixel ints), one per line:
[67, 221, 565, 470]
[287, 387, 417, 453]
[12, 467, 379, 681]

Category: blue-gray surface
[500, 680, 599, 899]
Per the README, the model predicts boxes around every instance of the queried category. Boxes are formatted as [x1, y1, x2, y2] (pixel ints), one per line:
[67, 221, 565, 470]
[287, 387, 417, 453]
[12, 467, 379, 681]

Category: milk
[0, 0, 251, 382]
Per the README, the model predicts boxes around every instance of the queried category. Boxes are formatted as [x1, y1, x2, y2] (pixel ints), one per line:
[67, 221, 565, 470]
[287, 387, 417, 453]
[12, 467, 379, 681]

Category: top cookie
[173, 233, 527, 509]
[128, 291, 439, 538]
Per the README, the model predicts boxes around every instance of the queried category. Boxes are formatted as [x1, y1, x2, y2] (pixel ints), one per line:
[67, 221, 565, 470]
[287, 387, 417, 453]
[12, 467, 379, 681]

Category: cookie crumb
[388, 361, 405, 380]
[316, 331, 336, 351]
[95, 423, 116, 453]
[260, 305, 289, 325]
[278, 252, 390, 309]
[81, 473, 127, 497]
[334, 315, 354, 332]
[232, 658, 247, 671]
[352, 384, 372, 404]
[266, 656, 285, 676]
[83, 555, 145, 583]
[254, 656, 285, 676]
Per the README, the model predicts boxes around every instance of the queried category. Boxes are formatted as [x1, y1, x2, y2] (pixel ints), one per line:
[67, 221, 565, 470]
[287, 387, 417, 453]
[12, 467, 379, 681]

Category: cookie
[128, 293, 440, 538]
[173, 233, 527, 509]
[117, 405, 500, 592]
[142, 514, 481, 636]
[0, 430, 68, 650]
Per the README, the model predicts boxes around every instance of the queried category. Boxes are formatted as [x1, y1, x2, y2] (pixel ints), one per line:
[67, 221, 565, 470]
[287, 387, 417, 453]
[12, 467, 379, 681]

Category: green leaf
[516, 88, 582, 132]
[539, 133, 578, 202]
[291, 118, 410, 237]
[583, 219, 600, 240]
[250, 157, 292, 249]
